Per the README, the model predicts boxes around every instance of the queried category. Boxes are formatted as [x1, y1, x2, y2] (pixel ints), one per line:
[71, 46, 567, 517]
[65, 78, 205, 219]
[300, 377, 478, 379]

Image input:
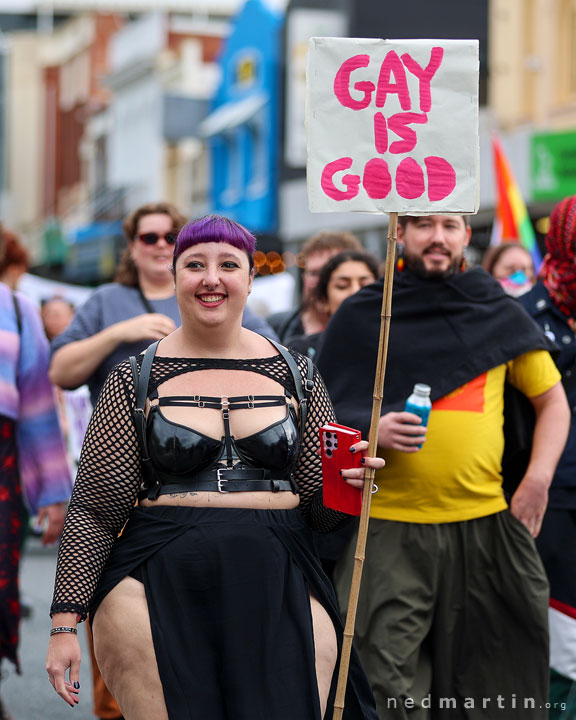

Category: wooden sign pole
[333, 211, 398, 720]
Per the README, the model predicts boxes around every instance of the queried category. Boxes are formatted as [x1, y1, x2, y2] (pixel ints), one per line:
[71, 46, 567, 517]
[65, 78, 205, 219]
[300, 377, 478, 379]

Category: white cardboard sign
[306, 38, 479, 214]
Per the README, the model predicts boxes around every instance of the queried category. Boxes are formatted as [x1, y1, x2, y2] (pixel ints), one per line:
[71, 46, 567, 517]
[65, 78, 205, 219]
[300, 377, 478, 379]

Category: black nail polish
[339, 470, 343, 476]
[349, 446, 356, 453]
[73, 681, 80, 689]
[361, 458, 366, 464]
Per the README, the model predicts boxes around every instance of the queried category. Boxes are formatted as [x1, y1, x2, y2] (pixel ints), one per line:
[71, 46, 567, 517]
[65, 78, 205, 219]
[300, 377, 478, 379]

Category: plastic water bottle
[404, 383, 432, 449]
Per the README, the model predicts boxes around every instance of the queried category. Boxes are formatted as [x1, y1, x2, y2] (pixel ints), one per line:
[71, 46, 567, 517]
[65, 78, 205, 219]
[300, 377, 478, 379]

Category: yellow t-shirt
[370, 350, 561, 523]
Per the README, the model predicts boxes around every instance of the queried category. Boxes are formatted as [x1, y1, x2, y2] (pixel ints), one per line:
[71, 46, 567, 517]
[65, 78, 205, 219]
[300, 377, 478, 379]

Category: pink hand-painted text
[323, 46, 456, 203]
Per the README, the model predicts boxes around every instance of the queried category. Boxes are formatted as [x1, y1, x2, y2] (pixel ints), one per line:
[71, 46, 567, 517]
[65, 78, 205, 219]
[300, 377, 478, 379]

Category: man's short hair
[398, 214, 470, 229]
[301, 230, 363, 261]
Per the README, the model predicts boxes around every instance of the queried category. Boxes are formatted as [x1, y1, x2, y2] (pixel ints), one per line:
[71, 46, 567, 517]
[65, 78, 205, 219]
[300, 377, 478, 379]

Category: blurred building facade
[491, 0, 576, 214]
[0, 4, 236, 281]
[1, 0, 576, 281]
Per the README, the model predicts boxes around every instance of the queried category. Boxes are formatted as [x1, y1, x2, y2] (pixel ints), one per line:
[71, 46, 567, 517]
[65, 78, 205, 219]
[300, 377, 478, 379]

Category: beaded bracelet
[50, 626, 77, 636]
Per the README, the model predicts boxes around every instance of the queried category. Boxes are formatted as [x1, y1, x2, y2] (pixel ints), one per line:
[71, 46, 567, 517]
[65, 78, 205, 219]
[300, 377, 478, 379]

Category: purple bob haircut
[173, 215, 256, 272]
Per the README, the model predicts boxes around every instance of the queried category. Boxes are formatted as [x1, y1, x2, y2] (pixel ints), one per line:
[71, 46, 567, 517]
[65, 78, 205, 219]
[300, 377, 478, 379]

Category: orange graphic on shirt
[432, 372, 487, 413]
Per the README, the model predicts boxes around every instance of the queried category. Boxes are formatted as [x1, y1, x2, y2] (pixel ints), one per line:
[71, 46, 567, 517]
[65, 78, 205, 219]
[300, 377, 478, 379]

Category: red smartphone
[320, 422, 363, 516]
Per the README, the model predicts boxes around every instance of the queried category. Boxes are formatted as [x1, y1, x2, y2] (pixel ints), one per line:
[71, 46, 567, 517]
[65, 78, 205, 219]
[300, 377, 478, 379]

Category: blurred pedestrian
[483, 241, 535, 296]
[268, 230, 363, 343]
[40, 297, 75, 342]
[0, 225, 72, 720]
[518, 195, 576, 719]
[288, 250, 379, 360]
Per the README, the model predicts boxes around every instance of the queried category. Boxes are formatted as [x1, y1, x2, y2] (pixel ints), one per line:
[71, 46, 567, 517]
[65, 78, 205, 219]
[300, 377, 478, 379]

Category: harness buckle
[221, 396, 230, 419]
[217, 466, 232, 492]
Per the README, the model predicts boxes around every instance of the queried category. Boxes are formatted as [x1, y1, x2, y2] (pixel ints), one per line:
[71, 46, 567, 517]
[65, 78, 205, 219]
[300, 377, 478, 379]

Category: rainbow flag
[491, 135, 542, 271]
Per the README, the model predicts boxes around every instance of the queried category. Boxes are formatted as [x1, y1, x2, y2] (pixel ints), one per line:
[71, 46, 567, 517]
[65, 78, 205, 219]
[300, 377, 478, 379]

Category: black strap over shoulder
[136, 286, 155, 315]
[129, 341, 161, 496]
[11, 292, 22, 335]
[132, 341, 159, 411]
[266, 338, 314, 442]
[11, 292, 22, 382]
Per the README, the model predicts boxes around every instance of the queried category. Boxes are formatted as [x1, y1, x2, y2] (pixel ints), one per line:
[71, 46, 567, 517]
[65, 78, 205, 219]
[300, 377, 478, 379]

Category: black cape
[316, 267, 557, 437]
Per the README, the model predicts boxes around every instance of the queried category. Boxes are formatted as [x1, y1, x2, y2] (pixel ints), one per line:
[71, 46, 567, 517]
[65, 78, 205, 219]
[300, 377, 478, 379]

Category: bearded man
[316, 214, 570, 719]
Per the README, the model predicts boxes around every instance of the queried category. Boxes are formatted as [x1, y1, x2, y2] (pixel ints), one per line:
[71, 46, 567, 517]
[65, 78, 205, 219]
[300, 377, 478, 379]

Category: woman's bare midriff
[140, 491, 301, 511]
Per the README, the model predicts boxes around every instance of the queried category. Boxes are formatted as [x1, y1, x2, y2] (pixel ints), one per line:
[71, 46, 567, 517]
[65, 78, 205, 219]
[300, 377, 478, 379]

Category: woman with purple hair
[46, 215, 382, 720]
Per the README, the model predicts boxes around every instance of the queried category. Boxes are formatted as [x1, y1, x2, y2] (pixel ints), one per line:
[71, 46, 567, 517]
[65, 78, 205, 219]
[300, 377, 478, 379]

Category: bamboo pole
[333, 211, 398, 720]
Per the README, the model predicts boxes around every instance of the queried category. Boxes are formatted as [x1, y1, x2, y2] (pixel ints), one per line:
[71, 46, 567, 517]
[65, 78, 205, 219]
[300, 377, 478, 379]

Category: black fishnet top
[51, 351, 347, 621]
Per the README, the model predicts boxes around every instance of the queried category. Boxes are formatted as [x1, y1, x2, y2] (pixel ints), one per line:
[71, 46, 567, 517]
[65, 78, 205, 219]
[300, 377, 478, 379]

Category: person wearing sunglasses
[49, 202, 186, 409]
[50, 202, 278, 409]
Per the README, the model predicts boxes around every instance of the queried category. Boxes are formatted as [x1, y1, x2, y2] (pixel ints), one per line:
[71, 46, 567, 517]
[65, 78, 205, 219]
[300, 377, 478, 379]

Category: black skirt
[90, 505, 377, 720]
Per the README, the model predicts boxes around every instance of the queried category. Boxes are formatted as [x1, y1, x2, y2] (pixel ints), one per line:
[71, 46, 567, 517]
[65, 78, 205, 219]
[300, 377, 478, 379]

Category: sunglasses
[136, 232, 178, 246]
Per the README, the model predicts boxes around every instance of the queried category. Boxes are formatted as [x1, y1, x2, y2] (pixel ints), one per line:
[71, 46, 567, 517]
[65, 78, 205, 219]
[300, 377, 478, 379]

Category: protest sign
[306, 37, 479, 214]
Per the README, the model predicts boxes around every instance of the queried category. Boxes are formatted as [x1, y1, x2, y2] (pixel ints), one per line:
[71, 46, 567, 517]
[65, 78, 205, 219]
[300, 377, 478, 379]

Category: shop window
[220, 130, 242, 207]
[247, 111, 268, 198]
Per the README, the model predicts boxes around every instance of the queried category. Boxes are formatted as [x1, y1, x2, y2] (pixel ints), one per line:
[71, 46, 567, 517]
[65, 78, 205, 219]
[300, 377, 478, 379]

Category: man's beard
[403, 249, 463, 279]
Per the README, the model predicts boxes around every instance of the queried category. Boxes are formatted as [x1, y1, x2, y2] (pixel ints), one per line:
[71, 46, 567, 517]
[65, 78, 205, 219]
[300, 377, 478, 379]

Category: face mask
[499, 270, 533, 297]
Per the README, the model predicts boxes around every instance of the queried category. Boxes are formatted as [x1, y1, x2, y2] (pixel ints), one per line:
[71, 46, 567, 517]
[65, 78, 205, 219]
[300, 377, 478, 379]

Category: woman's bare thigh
[92, 576, 168, 720]
[310, 593, 338, 718]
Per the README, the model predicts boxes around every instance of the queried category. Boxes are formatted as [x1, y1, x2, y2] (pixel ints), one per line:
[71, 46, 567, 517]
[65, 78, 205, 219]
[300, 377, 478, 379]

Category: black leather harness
[129, 339, 314, 500]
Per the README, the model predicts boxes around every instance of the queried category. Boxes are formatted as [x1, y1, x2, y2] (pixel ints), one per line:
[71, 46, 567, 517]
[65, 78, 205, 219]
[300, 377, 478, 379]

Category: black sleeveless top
[131, 339, 314, 498]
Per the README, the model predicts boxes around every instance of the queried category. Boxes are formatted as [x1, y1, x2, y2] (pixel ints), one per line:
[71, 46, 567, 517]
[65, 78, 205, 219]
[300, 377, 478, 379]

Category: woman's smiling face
[174, 242, 253, 327]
